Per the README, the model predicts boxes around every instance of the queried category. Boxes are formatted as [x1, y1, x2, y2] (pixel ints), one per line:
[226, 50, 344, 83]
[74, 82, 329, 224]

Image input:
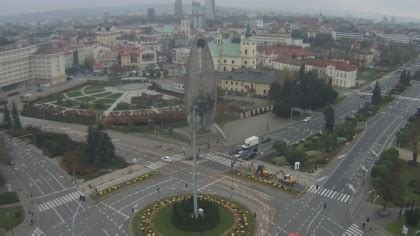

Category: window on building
[225, 81, 228, 84]
[245, 61, 248, 64]
[263, 90, 267, 94]
[231, 81, 233, 85]
[245, 49, 248, 55]
[224, 66, 227, 71]
[236, 82, 238, 85]
[232, 60, 235, 64]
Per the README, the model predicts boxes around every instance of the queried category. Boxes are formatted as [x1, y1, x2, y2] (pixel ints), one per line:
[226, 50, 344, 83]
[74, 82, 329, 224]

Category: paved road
[6, 60, 420, 236]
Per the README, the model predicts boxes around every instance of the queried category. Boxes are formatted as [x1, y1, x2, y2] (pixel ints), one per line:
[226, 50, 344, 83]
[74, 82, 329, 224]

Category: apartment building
[30, 47, 66, 85]
[0, 45, 38, 89]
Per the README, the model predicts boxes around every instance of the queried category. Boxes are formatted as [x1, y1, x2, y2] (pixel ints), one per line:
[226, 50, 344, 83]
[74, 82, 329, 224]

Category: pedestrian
[316, 184, 319, 189]
[185, 182, 188, 189]
[30, 219, 33, 225]
[323, 203, 327, 209]
[254, 212, 257, 218]
[362, 222, 366, 229]
[399, 208, 403, 216]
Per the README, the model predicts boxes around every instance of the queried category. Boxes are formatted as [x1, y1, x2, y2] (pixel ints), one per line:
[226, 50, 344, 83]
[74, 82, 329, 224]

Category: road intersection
[4, 61, 420, 235]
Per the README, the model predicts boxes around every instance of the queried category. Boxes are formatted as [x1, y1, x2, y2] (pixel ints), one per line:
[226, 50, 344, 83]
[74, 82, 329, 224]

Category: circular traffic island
[132, 194, 255, 236]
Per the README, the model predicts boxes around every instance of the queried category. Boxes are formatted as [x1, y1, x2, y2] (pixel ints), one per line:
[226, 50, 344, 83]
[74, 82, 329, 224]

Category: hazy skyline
[1, 0, 419, 20]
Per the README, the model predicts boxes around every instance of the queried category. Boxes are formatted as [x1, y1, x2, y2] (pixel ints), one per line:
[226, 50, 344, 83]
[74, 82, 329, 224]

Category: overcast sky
[1, 0, 419, 19]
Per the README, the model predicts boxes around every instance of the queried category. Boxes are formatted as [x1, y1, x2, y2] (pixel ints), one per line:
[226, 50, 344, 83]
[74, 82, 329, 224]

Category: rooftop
[208, 41, 241, 58]
[216, 68, 276, 85]
[258, 46, 315, 58]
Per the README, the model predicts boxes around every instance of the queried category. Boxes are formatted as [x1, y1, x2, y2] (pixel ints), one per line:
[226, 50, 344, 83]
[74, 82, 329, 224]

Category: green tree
[323, 106, 335, 133]
[371, 81, 381, 105]
[405, 208, 419, 227]
[273, 140, 288, 156]
[87, 125, 116, 168]
[268, 82, 282, 102]
[84, 56, 95, 72]
[2, 105, 12, 129]
[11, 101, 21, 129]
[413, 69, 420, 81]
[109, 63, 124, 81]
[285, 147, 307, 165]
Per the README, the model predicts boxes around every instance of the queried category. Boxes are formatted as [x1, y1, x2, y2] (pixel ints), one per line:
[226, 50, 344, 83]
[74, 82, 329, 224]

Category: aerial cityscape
[0, 0, 420, 235]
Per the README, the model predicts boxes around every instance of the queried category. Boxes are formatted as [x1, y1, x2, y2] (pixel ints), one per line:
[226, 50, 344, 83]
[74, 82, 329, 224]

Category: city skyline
[1, 0, 420, 20]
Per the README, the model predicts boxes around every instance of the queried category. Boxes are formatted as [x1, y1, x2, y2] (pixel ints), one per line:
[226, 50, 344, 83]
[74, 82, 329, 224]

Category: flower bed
[132, 194, 255, 236]
[91, 171, 158, 201]
[232, 170, 302, 197]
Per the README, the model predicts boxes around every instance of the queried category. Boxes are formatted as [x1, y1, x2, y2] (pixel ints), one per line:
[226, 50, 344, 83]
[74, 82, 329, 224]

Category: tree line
[269, 65, 338, 117]
[2, 101, 22, 130]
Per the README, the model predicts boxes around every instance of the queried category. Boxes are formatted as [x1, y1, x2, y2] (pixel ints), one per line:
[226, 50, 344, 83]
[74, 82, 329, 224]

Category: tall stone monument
[184, 38, 217, 130]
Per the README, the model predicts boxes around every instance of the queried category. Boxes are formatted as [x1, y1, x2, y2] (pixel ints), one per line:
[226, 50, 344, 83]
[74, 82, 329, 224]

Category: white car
[303, 117, 312, 122]
[161, 156, 173, 163]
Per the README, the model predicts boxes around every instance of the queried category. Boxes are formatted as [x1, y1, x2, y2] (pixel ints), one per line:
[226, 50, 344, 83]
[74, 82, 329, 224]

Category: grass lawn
[85, 85, 105, 90]
[400, 164, 420, 204]
[360, 68, 390, 84]
[66, 91, 84, 98]
[106, 93, 123, 99]
[387, 217, 420, 236]
[153, 205, 234, 236]
[94, 98, 118, 104]
[38, 94, 65, 103]
[84, 89, 105, 95]
[91, 92, 113, 98]
[0, 206, 24, 231]
[215, 112, 240, 126]
[0, 192, 19, 205]
[75, 96, 97, 103]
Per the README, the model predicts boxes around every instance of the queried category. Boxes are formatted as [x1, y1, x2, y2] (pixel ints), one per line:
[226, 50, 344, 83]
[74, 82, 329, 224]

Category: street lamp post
[190, 106, 199, 218]
[368, 190, 380, 219]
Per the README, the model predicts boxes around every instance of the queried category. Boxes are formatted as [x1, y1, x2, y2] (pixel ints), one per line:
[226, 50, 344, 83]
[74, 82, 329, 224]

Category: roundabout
[131, 194, 256, 236]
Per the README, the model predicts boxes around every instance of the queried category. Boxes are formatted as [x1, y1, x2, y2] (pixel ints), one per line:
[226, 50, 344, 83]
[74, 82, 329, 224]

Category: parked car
[303, 117, 311, 122]
[161, 156, 173, 163]
[261, 136, 272, 144]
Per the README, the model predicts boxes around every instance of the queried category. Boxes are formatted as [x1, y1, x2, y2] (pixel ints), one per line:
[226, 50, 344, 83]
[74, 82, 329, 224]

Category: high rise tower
[174, 0, 183, 18]
[204, 0, 215, 20]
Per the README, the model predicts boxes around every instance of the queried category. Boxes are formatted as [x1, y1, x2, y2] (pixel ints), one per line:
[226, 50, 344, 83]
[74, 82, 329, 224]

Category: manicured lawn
[75, 96, 97, 103]
[360, 68, 390, 84]
[106, 93, 123, 99]
[153, 205, 234, 236]
[387, 217, 420, 236]
[85, 85, 105, 90]
[66, 91, 83, 98]
[38, 94, 65, 103]
[93, 98, 118, 104]
[91, 92, 113, 98]
[84, 89, 105, 95]
[400, 164, 420, 204]
[0, 206, 24, 231]
[0, 192, 19, 205]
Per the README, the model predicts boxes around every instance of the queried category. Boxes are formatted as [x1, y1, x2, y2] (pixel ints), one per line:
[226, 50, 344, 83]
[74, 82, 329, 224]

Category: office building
[147, 8, 155, 22]
[192, 1, 205, 29]
[205, 0, 215, 20]
[174, 0, 183, 18]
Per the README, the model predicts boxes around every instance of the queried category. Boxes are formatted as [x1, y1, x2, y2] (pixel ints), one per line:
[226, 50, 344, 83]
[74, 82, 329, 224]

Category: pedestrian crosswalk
[343, 224, 364, 235]
[32, 227, 45, 236]
[37, 191, 83, 212]
[146, 154, 184, 170]
[204, 153, 234, 167]
[307, 185, 351, 203]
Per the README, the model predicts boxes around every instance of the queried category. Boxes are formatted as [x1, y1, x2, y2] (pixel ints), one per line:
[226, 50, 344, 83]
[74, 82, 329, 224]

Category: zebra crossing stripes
[146, 154, 184, 170]
[32, 227, 45, 236]
[307, 185, 351, 203]
[343, 224, 364, 236]
[204, 153, 234, 167]
[37, 191, 83, 212]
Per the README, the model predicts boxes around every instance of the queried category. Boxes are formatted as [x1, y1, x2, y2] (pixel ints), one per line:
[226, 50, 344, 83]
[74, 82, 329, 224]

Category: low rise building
[257, 46, 315, 67]
[118, 47, 157, 69]
[270, 58, 357, 88]
[333, 31, 364, 41]
[376, 33, 410, 44]
[174, 47, 190, 65]
[215, 69, 276, 97]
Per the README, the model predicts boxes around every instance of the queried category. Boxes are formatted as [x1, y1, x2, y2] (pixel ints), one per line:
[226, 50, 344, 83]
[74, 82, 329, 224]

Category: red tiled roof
[272, 58, 304, 66]
[258, 46, 315, 59]
[306, 59, 357, 72]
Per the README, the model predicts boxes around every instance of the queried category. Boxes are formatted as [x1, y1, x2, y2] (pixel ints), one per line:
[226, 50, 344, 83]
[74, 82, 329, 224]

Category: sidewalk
[0, 165, 38, 236]
[350, 179, 395, 236]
